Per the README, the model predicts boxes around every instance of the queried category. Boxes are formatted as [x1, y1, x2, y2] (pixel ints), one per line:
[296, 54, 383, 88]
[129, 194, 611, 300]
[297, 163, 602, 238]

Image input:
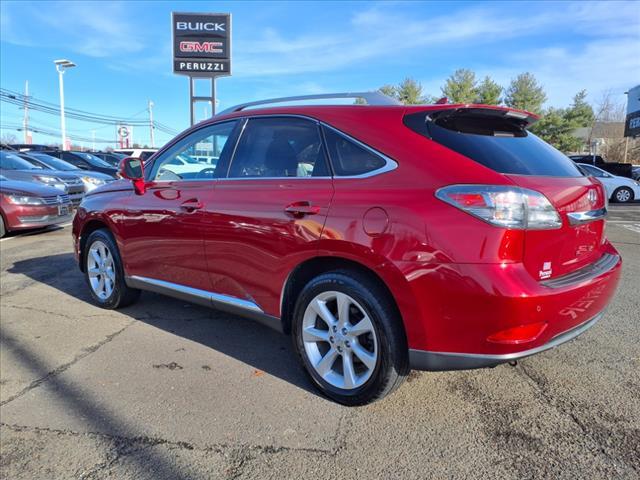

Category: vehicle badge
[587, 189, 597, 205]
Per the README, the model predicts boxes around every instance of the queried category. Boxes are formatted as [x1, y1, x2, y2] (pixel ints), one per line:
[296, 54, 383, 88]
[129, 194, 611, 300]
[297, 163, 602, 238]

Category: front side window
[150, 121, 237, 181]
[322, 126, 387, 176]
[227, 117, 329, 178]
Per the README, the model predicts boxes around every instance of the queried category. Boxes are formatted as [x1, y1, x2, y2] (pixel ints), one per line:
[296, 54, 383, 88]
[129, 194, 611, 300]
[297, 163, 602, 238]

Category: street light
[54, 59, 76, 149]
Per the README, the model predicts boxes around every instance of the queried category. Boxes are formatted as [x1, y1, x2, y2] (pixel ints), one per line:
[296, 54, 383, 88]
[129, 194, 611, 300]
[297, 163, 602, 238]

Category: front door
[119, 120, 239, 292]
[203, 116, 334, 316]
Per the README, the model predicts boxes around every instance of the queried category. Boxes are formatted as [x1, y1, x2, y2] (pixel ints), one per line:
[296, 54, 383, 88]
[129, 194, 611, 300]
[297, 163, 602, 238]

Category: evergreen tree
[441, 69, 477, 104]
[504, 72, 547, 114]
[475, 76, 502, 105]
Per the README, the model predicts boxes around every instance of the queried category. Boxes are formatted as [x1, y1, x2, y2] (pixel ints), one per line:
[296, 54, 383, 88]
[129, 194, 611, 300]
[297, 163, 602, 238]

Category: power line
[1, 122, 114, 144]
[0, 88, 180, 135]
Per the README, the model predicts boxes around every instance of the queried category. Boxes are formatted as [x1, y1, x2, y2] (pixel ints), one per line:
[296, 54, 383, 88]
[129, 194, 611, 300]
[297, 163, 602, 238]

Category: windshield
[71, 151, 112, 167]
[0, 151, 43, 170]
[31, 153, 79, 171]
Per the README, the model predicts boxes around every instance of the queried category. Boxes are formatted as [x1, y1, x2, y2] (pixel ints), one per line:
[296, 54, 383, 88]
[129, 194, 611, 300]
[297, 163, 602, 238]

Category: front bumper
[409, 310, 603, 371]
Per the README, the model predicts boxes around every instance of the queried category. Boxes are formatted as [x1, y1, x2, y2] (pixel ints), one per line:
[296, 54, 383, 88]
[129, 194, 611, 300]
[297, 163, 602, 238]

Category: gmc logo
[179, 41, 223, 53]
[176, 22, 225, 32]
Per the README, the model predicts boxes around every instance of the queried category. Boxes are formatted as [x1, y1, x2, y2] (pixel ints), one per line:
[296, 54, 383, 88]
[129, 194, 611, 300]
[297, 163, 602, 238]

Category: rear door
[202, 116, 334, 316]
[406, 108, 608, 280]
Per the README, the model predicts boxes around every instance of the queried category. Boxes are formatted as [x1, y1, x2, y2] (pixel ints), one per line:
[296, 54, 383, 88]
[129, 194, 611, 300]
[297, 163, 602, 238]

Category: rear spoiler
[403, 105, 539, 138]
[426, 106, 538, 128]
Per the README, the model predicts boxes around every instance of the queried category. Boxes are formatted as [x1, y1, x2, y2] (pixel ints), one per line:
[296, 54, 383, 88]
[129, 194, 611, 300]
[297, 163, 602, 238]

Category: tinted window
[72, 152, 111, 167]
[0, 151, 42, 170]
[580, 164, 607, 177]
[406, 112, 582, 177]
[323, 127, 386, 176]
[31, 153, 78, 170]
[228, 117, 329, 178]
[61, 152, 84, 165]
[151, 121, 236, 181]
[139, 151, 155, 161]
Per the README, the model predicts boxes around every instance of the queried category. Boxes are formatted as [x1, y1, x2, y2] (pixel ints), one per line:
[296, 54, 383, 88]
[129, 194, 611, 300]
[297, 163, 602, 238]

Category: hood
[0, 178, 68, 197]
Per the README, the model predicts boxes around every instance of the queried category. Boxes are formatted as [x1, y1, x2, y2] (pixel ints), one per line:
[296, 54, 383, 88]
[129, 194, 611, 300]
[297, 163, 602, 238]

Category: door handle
[284, 201, 321, 217]
[180, 199, 204, 212]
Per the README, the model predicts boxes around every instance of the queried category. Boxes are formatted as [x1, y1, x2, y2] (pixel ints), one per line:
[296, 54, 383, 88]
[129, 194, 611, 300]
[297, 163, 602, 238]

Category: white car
[113, 148, 158, 161]
[578, 163, 640, 203]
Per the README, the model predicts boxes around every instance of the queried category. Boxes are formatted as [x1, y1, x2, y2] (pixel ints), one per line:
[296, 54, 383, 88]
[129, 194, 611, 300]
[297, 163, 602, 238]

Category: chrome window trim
[219, 113, 397, 180]
[320, 123, 398, 179]
[566, 207, 607, 225]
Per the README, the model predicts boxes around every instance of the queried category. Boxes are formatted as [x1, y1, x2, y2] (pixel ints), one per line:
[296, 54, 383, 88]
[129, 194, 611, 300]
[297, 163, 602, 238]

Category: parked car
[569, 154, 633, 179]
[17, 152, 114, 193]
[0, 151, 85, 205]
[113, 148, 158, 161]
[41, 150, 118, 177]
[577, 163, 640, 203]
[73, 93, 622, 405]
[1, 174, 72, 237]
[92, 151, 127, 167]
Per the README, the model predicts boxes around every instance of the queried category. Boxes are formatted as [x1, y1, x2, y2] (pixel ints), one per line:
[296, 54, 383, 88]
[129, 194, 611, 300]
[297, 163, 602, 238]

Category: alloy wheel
[302, 291, 378, 390]
[616, 189, 631, 202]
[87, 240, 116, 300]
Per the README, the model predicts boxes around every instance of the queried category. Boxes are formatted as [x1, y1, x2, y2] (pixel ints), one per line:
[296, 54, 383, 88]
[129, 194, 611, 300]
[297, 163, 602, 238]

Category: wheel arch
[78, 218, 111, 272]
[280, 255, 413, 340]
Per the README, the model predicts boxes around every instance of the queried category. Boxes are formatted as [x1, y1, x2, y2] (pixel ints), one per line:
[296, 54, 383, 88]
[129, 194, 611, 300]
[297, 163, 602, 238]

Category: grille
[63, 178, 84, 186]
[42, 194, 70, 205]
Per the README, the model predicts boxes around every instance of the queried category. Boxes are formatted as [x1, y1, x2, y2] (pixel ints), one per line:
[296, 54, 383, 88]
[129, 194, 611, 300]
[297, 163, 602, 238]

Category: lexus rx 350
[72, 94, 622, 405]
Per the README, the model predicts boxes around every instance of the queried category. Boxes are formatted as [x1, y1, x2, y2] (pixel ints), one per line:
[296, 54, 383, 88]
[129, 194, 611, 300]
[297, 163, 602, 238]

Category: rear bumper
[409, 310, 603, 371]
[397, 241, 622, 360]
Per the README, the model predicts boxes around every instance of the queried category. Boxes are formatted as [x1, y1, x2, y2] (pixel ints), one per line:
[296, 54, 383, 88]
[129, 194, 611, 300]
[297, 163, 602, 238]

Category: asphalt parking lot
[1, 204, 638, 480]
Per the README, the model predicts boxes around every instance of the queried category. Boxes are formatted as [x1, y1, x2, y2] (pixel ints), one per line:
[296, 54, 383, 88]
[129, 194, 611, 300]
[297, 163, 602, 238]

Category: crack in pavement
[1, 303, 121, 321]
[0, 321, 135, 407]
[515, 362, 629, 473]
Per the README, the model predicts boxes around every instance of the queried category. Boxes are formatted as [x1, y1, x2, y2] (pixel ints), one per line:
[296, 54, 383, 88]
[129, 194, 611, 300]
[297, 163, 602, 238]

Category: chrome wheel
[302, 291, 378, 390]
[615, 188, 631, 202]
[87, 240, 116, 300]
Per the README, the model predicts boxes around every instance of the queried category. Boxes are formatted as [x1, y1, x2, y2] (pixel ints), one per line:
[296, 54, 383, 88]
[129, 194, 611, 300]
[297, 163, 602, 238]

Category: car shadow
[6, 252, 319, 398]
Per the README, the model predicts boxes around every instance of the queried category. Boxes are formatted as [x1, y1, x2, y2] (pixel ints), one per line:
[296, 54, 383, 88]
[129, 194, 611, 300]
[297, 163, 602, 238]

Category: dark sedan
[93, 151, 126, 167]
[0, 174, 72, 237]
[41, 150, 118, 177]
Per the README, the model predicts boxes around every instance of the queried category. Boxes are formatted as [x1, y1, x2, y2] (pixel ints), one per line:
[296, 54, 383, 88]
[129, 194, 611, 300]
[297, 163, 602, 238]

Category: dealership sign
[624, 84, 640, 138]
[172, 12, 231, 76]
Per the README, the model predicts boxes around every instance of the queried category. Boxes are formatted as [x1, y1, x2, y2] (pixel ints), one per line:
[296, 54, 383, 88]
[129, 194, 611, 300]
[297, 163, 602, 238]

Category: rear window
[405, 111, 582, 177]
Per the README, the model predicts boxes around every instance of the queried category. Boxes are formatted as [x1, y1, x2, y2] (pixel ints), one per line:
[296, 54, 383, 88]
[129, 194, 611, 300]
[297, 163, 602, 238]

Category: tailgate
[506, 174, 607, 280]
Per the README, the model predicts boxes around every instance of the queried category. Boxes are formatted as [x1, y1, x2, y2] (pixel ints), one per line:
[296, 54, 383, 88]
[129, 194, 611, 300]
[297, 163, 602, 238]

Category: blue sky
[1, 0, 639, 148]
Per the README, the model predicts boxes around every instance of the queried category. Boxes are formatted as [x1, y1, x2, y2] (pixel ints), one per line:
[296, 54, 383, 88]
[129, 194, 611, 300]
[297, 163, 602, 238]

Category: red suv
[72, 93, 621, 405]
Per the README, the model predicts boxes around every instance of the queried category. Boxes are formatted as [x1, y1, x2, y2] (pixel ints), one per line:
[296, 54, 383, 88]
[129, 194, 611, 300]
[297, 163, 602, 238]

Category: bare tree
[590, 90, 630, 162]
[1, 132, 18, 144]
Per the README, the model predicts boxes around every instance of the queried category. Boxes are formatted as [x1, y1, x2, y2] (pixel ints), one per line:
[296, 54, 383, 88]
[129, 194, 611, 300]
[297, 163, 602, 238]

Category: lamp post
[54, 59, 76, 149]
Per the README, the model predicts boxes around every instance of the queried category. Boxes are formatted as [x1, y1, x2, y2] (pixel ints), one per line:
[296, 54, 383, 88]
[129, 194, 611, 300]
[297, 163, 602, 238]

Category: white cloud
[1, 1, 145, 57]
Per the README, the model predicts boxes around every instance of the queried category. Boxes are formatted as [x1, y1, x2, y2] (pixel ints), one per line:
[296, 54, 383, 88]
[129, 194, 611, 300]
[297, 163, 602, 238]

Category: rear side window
[228, 117, 329, 178]
[405, 112, 582, 177]
[323, 127, 386, 176]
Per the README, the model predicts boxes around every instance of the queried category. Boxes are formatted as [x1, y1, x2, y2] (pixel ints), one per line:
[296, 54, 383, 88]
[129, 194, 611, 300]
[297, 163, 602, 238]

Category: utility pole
[148, 100, 155, 148]
[23, 81, 30, 144]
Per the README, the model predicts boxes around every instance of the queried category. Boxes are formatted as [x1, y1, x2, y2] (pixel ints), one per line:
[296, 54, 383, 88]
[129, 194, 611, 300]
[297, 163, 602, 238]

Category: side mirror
[119, 157, 146, 195]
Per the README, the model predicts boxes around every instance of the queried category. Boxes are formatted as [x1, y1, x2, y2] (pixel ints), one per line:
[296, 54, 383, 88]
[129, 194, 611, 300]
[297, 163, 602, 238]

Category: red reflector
[448, 193, 487, 207]
[487, 322, 547, 345]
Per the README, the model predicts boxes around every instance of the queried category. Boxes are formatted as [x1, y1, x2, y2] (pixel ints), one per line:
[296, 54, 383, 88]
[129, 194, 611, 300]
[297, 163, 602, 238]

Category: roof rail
[218, 91, 401, 116]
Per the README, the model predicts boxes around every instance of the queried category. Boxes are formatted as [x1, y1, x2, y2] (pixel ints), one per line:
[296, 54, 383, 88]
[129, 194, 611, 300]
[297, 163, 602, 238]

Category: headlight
[81, 176, 107, 192]
[33, 175, 67, 192]
[5, 194, 45, 205]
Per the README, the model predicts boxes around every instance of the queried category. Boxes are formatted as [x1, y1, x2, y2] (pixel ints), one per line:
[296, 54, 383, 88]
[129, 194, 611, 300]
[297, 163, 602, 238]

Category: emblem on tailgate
[539, 261, 552, 280]
[588, 189, 597, 205]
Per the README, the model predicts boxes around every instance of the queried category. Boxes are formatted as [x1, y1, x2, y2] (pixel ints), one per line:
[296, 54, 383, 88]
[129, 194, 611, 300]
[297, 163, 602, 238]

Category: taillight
[436, 185, 562, 230]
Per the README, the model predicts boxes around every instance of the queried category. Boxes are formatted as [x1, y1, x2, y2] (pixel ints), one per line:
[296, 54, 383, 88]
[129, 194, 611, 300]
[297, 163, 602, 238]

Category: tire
[292, 270, 408, 405]
[612, 187, 634, 203]
[0, 215, 5, 238]
[83, 229, 140, 309]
